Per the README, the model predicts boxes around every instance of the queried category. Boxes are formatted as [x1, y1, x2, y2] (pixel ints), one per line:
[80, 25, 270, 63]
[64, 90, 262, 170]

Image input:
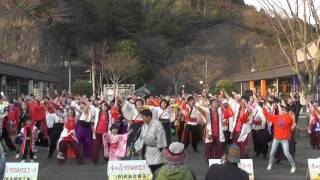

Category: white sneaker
[33, 155, 38, 159]
[290, 166, 296, 174]
[20, 160, 25, 163]
[15, 154, 20, 159]
[30, 160, 35, 163]
[267, 164, 272, 171]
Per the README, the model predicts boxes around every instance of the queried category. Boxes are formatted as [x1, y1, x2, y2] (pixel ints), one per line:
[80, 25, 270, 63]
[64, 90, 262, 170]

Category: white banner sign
[4, 162, 39, 180]
[107, 160, 152, 180]
[209, 159, 254, 180]
[308, 159, 320, 180]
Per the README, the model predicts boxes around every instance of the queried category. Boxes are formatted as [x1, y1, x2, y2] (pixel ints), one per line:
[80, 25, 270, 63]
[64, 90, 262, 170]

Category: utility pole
[68, 63, 71, 94]
[205, 60, 208, 91]
[99, 71, 102, 96]
[64, 60, 71, 94]
[92, 61, 96, 97]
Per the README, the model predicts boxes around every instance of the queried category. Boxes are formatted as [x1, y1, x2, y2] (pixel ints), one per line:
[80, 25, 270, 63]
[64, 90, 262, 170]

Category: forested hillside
[0, 0, 286, 93]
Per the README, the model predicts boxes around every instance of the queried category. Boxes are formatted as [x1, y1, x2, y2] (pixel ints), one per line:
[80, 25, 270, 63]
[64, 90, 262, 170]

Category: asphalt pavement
[4, 137, 319, 180]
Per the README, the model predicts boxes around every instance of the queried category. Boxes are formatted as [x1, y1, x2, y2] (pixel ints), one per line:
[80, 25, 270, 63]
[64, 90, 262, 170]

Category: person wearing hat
[205, 144, 249, 180]
[263, 102, 296, 174]
[134, 109, 167, 173]
[153, 142, 196, 180]
[102, 124, 128, 161]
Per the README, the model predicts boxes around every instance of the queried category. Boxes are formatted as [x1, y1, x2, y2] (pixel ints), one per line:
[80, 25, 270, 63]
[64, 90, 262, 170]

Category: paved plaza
[4, 137, 318, 180]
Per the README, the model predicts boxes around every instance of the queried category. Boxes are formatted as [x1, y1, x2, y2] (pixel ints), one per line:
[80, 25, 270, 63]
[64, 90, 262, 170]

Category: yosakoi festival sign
[4, 163, 39, 180]
[209, 159, 254, 180]
[308, 159, 320, 180]
[107, 160, 152, 180]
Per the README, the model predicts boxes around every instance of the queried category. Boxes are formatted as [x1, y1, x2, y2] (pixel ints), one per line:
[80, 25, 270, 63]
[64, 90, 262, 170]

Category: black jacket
[205, 163, 249, 180]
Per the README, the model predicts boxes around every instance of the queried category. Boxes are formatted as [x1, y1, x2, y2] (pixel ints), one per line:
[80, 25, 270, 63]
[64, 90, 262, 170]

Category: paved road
[4, 138, 319, 180]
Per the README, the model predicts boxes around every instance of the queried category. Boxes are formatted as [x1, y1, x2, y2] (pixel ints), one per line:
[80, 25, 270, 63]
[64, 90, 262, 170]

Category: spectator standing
[205, 144, 249, 180]
[153, 142, 196, 180]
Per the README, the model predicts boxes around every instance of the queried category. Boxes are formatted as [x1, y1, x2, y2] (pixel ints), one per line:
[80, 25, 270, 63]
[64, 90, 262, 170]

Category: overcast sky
[244, 0, 319, 24]
[244, 0, 320, 11]
[244, 0, 262, 10]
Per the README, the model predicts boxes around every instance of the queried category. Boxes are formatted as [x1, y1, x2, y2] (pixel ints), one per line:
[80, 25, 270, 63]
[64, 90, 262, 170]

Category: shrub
[214, 79, 234, 95]
[71, 80, 92, 97]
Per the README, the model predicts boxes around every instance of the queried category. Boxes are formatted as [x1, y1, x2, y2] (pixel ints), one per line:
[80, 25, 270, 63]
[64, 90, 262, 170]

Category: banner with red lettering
[107, 160, 152, 180]
[4, 163, 39, 180]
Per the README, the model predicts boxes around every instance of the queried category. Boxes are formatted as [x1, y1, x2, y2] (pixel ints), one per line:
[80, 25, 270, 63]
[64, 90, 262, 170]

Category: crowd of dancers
[0, 88, 318, 176]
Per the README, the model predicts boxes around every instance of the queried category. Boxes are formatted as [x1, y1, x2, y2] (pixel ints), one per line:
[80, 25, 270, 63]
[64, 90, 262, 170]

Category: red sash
[188, 118, 197, 122]
[130, 114, 143, 124]
[253, 120, 262, 125]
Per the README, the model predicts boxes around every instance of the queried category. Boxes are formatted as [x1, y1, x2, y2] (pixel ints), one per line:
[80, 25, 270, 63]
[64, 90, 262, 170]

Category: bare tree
[184, 54, 225, 91]
[258, 0, 320, 101]
[0, 0, 27, 17]
[162, 63, 186, 95]
[102, 52, 142, 93]
[0, 22, 8, 57]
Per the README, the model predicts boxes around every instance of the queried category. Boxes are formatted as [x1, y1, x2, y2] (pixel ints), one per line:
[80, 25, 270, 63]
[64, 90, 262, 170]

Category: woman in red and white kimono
[57, 108, 83, 164]
[92, 103, 110, 164]
[307, 101, 320, 149]
[221, 99, 234, 145]
[103, 124, 128, 161]
[20, 117, 35, 163]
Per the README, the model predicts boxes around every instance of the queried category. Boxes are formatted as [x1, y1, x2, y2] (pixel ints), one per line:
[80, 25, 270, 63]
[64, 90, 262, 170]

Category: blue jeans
[269, 139, 296, 167]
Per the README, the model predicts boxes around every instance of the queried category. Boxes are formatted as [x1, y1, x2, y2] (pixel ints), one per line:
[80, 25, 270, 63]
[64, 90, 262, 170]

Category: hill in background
[0, 0, 286, 94]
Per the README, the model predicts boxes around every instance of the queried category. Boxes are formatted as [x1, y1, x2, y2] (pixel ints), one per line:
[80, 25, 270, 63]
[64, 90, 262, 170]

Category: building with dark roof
[229, 40, 319, 100]
[0, 61, 60, 100]
[230, 64, 301, 99]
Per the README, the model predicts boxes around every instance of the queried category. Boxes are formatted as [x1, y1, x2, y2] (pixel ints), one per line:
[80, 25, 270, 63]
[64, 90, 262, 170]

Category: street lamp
[85, 69, 92, 83]
[199, 81, 204, 85]
[182, 85, 185, 95]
